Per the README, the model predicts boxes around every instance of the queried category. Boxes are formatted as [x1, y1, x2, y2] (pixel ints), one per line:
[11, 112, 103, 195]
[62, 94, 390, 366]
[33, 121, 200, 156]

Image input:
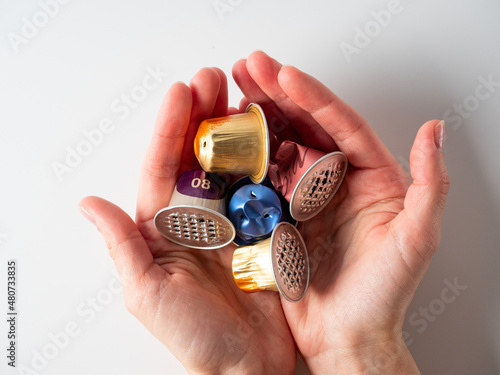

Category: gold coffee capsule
[154, 169, 235, 249]
[232, 222, 309, 302]
[194, 103, 270, 184]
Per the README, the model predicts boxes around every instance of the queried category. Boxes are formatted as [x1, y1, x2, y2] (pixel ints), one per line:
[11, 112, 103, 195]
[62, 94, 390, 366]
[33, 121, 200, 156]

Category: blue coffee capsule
[228, 177, 297, 245]
[228, 180, 282, 245]
[259, 178, 296, 229]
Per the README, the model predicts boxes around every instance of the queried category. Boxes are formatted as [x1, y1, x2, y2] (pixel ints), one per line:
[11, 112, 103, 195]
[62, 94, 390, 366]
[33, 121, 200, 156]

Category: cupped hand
[232, 51, 450, 374]
[79, 68, 297, 375]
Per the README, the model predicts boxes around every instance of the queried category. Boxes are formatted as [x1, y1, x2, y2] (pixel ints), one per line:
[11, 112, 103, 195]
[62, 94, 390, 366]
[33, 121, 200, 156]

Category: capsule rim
[154, 205, 236, 250]
[270, 222, 310, 302]
[289, 151, 348, 221]
[245, 103, 270, 184]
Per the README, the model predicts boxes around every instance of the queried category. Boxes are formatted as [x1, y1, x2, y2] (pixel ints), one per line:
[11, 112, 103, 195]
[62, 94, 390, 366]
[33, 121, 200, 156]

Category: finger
[278, 64, 397, 170]
[79, 196, 160, 289]
[391, 120, 450, 271]
[238, 97, 250, 113]
[245, 51, 337, 151]
[136, 82, 192, 224]
[232, 58, 302, 145]
[211, 67, 229, 117]
[178, 68, 222, 176]
[228, 106, 239, 115]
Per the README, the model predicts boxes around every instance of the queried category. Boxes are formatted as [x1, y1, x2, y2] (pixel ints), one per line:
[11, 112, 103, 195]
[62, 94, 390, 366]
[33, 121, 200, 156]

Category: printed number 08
[191, 178, 211, 190]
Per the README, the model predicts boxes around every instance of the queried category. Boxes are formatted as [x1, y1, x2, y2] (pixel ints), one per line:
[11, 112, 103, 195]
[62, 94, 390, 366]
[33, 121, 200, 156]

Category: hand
[232, 51, 450, 374]
[79, 68, 297, 374]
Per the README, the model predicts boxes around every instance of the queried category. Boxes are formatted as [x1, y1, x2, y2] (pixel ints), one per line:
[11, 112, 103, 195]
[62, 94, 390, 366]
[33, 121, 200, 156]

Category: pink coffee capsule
[268, 141, 348, 221]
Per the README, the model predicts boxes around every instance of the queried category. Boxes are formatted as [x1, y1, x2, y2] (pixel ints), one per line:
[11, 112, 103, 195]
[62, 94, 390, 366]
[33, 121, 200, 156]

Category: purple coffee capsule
[154, 169, 235, 250]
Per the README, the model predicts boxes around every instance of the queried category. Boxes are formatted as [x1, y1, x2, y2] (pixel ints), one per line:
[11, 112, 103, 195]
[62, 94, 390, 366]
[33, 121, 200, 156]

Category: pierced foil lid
[232, 222, 309, 302]
[271, 222, 309, 302]
[154, 169, 235, 250]
[155, 206, 235, 250]
[289, 151, 347, 221]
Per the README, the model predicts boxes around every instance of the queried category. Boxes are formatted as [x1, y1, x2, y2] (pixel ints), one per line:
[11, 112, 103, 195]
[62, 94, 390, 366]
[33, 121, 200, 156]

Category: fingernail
[434, 120, 445, 150]
[79, 204, 96, 226]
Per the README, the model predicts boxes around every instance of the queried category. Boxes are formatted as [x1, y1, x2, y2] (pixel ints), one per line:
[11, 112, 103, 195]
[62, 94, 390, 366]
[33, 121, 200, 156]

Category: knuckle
[440, 169, 451, 191]
[434, 172, 450, 211]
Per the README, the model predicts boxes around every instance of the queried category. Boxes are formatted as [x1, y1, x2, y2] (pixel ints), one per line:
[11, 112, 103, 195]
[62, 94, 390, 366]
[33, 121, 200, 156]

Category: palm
[284, 163, 411, 358]
[136, 236, 295, 374]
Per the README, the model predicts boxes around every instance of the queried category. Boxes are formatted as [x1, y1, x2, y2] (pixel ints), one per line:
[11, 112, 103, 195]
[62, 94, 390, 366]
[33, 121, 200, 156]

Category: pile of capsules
[154, 104, 348, 302]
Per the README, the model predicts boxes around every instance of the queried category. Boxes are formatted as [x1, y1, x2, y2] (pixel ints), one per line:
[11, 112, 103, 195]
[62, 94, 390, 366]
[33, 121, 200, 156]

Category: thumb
[391, 120, 450, 273]
[78, 196, 154, 292]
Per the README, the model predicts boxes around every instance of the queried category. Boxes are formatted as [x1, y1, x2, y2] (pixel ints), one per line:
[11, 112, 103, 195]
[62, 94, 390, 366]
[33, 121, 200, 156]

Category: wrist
[304, 335, 420, 375]
[188, 358, 289, 375]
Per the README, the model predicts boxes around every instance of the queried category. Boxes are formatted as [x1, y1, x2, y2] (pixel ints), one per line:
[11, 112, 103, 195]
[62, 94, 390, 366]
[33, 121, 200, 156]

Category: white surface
[1, 1, 499, 374]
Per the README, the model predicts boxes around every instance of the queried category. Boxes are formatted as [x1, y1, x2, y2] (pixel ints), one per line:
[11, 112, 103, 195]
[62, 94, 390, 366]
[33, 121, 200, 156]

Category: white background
[1, 0, 499, 374]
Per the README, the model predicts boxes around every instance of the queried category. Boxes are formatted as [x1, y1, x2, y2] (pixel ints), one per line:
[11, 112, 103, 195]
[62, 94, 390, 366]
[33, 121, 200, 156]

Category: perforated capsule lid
[271, 222, 309, 302]
[290, 151, 348, 221]
[154, 205, 235, 250]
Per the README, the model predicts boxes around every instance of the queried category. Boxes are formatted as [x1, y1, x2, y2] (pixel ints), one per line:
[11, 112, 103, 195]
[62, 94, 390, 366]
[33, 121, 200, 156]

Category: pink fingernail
[434, 120, 445, 150]
[79, 204, 96, 226]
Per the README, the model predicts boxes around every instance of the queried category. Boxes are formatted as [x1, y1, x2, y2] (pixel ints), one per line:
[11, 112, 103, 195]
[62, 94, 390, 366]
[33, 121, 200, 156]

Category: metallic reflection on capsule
[232, 222, 310, 302]
[194, 103, 270, 183]
[228, 182, 282, 245]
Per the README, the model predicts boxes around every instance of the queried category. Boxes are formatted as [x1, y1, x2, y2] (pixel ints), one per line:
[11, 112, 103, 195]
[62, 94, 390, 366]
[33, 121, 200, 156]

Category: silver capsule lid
[271, 222, 309, 302]
[289, 151, 348, 221]
[154, 205, 235, 250]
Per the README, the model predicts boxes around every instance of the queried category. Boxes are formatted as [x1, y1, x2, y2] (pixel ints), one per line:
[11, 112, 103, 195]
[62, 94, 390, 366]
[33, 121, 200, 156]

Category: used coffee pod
[232, 222, 309, 302]
[228, 179, 282, 245]
[268, 141, 348, 221]
[154, 169, 235, 249]
[194, 103, 270, 183]
[228, 177, 297, 246]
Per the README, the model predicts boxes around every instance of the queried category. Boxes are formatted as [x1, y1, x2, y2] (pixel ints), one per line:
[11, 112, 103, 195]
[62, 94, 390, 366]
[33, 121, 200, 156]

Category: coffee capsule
[232, 222, 309, 302]
[154, 169, 235, 249]
[227, 176, 297, 246]
[268, 141, 348, 221]
[194, 103, 269, 183]
[228, 180, 282, 245]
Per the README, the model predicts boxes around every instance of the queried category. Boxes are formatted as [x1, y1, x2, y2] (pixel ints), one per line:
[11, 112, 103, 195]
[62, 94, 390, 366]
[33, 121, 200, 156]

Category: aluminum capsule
[228, 181, 282, 245]
[232, 222, 309, 302]
[194, 103, 270, 184]
[268, 141, 348, 221]
[154, 169, 235, 249]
